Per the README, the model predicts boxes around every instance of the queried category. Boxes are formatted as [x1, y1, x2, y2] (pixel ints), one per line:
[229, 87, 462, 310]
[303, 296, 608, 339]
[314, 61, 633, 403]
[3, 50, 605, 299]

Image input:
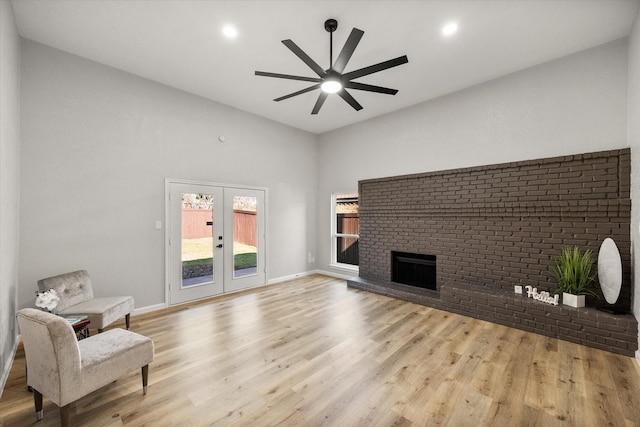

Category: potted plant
[551, 246, 597, 308]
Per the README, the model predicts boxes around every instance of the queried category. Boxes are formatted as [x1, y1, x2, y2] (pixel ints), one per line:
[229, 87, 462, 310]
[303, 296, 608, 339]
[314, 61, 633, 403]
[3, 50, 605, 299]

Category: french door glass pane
[233, 196, 258, 278]
[181, 193, 214, 287]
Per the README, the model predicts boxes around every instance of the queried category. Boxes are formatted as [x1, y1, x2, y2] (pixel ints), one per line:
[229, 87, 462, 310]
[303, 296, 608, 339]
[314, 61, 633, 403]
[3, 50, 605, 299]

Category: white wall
[19, 40, 318, 310]
[628, 9, 640, 363]
[0, 1, 21, 393]
[317, 39, 629, 277]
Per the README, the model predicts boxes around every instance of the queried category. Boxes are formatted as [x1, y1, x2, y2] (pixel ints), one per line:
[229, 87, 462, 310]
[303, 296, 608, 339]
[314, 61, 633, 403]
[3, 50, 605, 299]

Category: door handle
[216, 244, 223, 248]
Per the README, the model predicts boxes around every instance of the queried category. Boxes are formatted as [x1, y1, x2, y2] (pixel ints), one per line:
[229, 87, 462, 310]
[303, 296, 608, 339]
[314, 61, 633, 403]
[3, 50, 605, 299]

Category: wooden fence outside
[182, 209, 256, 246]
[337, 213, 359, 265]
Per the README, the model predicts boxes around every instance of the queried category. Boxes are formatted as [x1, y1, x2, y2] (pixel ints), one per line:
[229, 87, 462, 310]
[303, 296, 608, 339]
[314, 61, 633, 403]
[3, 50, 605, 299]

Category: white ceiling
[11, 0, 640, 135]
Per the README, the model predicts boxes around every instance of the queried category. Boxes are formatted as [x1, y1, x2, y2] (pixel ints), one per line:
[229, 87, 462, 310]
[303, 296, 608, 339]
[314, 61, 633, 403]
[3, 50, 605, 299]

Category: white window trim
[330, 192, 359, 272]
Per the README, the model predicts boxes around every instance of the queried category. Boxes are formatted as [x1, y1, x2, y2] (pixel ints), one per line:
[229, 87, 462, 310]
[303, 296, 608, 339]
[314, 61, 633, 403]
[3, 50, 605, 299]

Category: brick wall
[351, 149, 636, 355]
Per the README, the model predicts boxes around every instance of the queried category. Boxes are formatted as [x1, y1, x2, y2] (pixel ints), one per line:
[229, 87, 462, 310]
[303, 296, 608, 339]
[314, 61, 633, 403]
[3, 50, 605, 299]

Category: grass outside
[182, 238, 257, 270]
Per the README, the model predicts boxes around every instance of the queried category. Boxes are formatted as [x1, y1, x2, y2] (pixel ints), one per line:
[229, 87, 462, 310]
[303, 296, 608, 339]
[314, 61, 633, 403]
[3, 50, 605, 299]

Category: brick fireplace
[347, 149, 638, 356]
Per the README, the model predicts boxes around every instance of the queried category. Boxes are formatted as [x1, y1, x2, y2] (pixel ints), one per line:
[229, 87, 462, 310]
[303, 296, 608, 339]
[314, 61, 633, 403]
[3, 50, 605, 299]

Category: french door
[167, 180, 266, 306]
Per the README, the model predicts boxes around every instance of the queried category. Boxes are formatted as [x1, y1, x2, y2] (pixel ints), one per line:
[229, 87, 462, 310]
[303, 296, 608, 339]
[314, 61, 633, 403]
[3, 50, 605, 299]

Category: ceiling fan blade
[343, 55, 409, 80]
[338, 89, 363, 111]
[274, 84, 321, 102]
[333, 28, 364, 73]
[311, 92, 329, 115]
[345, 81, 398, 95]
[282, 39, 327, 77]
[255, 71, 321, 83]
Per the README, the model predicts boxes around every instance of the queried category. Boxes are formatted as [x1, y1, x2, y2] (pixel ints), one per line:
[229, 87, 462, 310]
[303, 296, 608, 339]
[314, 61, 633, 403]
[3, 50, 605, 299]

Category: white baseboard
[314, 269, 358, 280]
[132, 303, 167, 316]
[267, 269, 358, 285]
[268, 270, 317, 285]
[636, 349, 640, 367]
[0, 336, 19, 399]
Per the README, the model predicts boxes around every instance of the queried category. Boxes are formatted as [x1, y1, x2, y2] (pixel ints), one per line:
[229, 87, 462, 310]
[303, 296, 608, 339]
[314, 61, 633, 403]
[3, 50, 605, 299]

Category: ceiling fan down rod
[330, 30, 333, 68]
[325, 19, 338, 71]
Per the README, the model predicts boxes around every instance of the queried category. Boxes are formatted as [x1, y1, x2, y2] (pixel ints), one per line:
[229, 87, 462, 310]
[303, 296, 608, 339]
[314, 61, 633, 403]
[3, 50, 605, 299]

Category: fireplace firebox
[392, 252, 436, 290]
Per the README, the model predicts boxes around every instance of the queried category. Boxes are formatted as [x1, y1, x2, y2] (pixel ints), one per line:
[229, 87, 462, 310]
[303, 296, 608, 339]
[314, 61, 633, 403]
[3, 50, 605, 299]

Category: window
[332, 193, 359, 268]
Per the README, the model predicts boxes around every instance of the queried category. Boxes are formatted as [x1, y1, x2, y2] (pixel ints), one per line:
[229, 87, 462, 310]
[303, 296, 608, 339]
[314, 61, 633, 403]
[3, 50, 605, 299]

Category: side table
[60, 315, 91, 340]
[70, 317, 90, 340]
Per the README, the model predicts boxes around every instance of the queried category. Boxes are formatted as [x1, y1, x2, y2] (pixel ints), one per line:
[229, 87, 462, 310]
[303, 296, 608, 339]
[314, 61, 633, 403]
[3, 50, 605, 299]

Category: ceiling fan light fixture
[321, 78, 342, 94]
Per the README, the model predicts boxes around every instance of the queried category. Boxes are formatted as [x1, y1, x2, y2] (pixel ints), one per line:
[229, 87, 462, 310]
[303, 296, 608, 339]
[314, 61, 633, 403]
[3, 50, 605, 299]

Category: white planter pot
[562, 292, 585, 308]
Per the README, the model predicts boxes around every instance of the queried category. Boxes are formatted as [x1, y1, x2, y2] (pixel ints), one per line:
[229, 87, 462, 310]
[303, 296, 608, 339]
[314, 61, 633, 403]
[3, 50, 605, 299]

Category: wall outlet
[514, 285, 523, 294]
[307, 252, 315, 263]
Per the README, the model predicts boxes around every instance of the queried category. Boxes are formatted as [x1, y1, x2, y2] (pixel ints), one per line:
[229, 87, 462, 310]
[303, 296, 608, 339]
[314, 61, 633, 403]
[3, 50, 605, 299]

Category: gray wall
[19, 40, 318, 310]
[317, 39, 629, 302]
[628, 9, 640, 362]
[0, 1, 21, 394]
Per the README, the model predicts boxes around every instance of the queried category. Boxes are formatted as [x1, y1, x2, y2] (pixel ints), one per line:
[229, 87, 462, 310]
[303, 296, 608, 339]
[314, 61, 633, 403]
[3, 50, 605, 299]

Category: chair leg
[142, 365, 149, 395]
[33, 389, 43, 420]
[97, 313, 130, 333]
[59, 404, 71, 427]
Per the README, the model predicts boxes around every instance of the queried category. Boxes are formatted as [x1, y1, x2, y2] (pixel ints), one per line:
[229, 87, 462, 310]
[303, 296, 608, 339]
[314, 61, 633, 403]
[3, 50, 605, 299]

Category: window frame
[330, 192, 359, 272]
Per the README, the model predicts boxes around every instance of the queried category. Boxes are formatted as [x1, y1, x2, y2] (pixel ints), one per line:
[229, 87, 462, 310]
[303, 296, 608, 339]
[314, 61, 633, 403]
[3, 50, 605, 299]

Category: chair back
[17, 308, 82, 405]
[37, 270, 94, 313]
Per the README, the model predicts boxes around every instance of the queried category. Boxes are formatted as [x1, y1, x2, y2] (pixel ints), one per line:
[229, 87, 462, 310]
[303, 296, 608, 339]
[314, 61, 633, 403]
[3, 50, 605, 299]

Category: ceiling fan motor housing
[324, 19, 338, 33]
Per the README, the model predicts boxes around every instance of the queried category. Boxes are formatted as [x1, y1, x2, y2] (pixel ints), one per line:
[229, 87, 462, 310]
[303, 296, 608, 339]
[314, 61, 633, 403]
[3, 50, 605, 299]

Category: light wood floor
[2, 274, 640, 426]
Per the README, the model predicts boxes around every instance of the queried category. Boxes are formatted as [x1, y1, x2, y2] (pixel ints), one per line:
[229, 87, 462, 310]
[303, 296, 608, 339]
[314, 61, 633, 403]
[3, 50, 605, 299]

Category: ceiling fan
[255, 19, 409, 115]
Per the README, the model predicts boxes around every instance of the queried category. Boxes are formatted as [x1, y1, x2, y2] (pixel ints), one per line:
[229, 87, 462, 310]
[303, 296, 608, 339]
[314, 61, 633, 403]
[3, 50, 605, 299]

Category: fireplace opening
[392, 252, 437, 290]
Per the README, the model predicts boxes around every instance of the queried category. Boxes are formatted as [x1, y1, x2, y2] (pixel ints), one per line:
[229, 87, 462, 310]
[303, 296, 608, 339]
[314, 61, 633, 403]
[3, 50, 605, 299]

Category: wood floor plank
[485, 331, 537, 425]
[606, 351, 640, 426]
[444, 386, 493, 427]
[523, 335, 560, 416]
[581, 344, 616, 389]
[1, 274, 639, 427]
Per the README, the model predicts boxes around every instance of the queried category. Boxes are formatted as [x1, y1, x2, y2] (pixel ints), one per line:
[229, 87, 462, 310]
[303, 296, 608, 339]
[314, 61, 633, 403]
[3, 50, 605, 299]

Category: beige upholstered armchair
[38, 270, 134, 332]
[17, 308, 154, 426]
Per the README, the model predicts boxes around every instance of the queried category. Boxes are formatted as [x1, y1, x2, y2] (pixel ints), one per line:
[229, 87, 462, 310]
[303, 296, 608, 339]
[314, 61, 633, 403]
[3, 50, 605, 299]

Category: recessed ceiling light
[222, 25, 238, 39]
[442, 22, 458, 36]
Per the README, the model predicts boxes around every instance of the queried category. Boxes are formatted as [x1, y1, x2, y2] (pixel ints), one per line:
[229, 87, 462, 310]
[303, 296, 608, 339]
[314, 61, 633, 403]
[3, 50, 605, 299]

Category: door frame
[164, 178, 269, 306]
